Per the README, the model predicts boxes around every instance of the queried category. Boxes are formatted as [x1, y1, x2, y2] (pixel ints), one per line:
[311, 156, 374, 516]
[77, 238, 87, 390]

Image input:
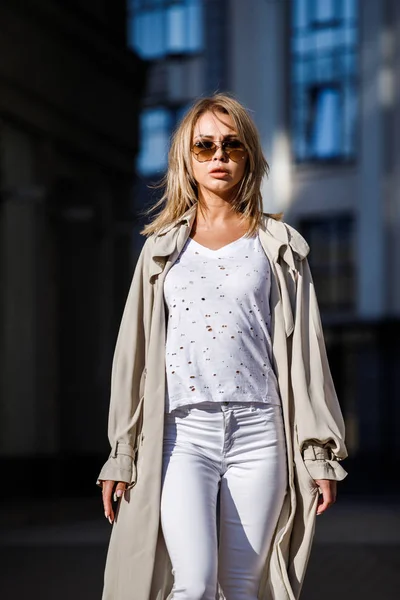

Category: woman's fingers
[315, 479, 337, 515]
[101, 480, 127, 524]
[102, 480, 115, 523]
[113, 481, 127, 503]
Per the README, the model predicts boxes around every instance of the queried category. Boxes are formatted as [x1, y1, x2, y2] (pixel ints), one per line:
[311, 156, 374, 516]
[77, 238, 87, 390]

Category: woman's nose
[213, 144, 228, 161]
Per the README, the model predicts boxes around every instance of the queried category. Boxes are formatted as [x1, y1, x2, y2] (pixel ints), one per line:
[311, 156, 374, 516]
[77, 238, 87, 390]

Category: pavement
[0, 495, 399, 600]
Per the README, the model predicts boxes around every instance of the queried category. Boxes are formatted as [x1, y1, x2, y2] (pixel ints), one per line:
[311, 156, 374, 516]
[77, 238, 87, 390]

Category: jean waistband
[168, 400, 281, 415]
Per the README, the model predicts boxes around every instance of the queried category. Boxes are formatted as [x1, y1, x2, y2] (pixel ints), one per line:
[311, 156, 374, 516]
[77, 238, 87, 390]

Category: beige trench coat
[97, 204, 348, 600]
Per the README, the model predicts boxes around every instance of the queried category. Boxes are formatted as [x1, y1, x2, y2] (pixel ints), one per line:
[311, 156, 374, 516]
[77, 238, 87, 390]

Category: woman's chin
[199, 181, 238, 198]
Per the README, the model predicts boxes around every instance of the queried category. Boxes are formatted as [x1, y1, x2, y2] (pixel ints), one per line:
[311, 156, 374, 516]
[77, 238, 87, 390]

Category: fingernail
[104, 512, 108, 519]
[113, 492, 117, 502]
[108, 516, 113, 525]
[116, 489, 123, 497]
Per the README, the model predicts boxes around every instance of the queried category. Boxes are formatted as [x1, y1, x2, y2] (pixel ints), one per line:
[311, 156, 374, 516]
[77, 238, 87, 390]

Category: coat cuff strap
[302, 445, 348, 481]
[96, 443, 136, 488]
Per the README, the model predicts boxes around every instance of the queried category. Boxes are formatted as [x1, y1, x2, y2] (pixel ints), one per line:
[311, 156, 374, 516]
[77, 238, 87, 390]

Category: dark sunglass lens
[224, 140, 242, 150]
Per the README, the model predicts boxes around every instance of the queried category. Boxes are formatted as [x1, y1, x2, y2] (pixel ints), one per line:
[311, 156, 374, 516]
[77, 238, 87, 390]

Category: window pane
[343, 0, 357, 21]
[166, 0, 202, 54]
[314, 28, 336, 51]
[167, 4, 186, 53]
[128, 10, 165, 58]
[313, 0, 335, 23]
[128, 0, 202, 58]
[311, 88, 341, 157]
[187, 1, 203, 51]
[137, 108, 171, 175]
[293, 0, 308, 29]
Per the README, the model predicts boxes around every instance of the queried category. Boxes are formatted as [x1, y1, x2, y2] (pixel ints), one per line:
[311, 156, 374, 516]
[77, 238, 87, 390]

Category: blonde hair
[141, 93, 282, 237]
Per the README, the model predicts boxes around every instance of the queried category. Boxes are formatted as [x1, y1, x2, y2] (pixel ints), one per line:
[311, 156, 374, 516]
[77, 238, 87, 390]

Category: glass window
[311, 0, 336, 25]
[137, 108, 172, 175]
[300, 215, 355, 313]
[310, 86, 341, 157]
[291, 0, 359, 163]
[129, 9, 165, 59]
[127, 0, 203, 59]
[136, 104, 189, 176]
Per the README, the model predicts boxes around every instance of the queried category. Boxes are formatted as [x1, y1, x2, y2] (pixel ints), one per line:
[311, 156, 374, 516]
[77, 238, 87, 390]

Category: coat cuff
[302, 444, 348, 482]
[96, 442, 136, 488]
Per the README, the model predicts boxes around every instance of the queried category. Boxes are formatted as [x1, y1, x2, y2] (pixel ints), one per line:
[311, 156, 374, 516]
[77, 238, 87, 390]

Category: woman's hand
[101, 480, 127, 524]
[314, 479, 337, 515]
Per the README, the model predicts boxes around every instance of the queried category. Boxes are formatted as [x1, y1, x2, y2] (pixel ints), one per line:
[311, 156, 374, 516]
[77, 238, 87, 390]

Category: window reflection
[312, 0, 336, 26]
[291, 0, 358, 162]
[136, 104, 192, 176]
[310, 86, 341, 158]
[137, 108, 172, 175]
[128, 0, 203, 59]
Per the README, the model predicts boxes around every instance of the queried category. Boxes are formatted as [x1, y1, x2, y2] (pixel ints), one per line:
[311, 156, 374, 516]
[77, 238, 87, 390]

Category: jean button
[222, 401, 229, 406]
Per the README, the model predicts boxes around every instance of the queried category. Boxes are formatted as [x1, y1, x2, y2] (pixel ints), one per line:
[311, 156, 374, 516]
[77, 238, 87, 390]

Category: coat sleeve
[96, 241, 150, 488]
[291, 258, 348, 481]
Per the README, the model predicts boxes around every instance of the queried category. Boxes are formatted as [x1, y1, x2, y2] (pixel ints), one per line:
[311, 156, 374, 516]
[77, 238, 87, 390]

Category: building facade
[132, 0, 400, 479]
[0, 0, 146, 489]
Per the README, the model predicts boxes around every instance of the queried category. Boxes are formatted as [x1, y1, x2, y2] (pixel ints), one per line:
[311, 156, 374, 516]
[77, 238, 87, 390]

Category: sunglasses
[191, 139, 247, 163]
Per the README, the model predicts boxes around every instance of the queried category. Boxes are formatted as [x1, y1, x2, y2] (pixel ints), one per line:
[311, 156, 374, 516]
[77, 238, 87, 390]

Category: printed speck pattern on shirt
[163, 233, 281, 411]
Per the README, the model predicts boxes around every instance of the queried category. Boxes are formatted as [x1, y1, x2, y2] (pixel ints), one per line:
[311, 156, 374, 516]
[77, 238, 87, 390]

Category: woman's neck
[194, 200, 249, 232]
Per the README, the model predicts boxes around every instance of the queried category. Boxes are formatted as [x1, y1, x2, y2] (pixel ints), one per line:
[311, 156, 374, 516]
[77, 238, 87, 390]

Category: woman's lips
[209, 170, 229, 178]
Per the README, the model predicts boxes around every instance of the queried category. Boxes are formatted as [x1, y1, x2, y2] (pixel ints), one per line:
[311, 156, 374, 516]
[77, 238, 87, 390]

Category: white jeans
[161, 401, 288, 600]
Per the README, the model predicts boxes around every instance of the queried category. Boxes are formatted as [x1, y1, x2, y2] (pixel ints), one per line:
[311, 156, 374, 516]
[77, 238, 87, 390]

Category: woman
[97, 94, 347, 600]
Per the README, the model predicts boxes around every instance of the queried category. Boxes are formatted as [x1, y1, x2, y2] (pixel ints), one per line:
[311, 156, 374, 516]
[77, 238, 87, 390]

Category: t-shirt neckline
[187, 233, 256, 255]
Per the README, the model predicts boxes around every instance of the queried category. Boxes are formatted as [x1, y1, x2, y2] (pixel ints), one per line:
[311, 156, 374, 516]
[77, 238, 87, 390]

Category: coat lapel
[149, 205, 197, 281]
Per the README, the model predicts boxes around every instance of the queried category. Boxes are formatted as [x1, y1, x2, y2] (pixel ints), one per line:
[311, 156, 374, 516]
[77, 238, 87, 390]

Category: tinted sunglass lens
[198, 148, 216, 161]
[229, 149, 246, 162]
[192, 142, 246, 162]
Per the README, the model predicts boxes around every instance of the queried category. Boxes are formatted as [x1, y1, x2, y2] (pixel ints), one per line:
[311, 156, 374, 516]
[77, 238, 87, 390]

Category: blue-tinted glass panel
[187, 1, 203, 51]
[311, 87, 341, 157]
[313, 0, 335, 24]
[167, 4, 186, 52]
[343, 0, 357, 20]
[129, 10, 165, 58]
[314, 28, 336, 50]
[128, 0, 202, 59]
[137, 108, 172, 175]
[293, 0, 308, 29]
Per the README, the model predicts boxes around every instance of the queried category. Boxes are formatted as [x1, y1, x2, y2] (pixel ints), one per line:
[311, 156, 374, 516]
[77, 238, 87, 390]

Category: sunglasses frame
[191, 140, 248, 163]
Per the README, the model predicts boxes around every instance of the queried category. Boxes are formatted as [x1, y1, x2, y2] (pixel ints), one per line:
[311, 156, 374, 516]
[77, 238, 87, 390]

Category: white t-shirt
[163, 233, 281, 412]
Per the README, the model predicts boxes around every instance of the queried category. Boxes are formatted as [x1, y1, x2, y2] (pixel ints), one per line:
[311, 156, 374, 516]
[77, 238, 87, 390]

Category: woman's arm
[96, 241, 150, 489]
[291, 258, 348, 482]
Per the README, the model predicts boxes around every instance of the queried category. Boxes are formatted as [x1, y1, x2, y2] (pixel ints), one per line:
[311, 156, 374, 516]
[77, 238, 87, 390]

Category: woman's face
[191, 110, 248, 201]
